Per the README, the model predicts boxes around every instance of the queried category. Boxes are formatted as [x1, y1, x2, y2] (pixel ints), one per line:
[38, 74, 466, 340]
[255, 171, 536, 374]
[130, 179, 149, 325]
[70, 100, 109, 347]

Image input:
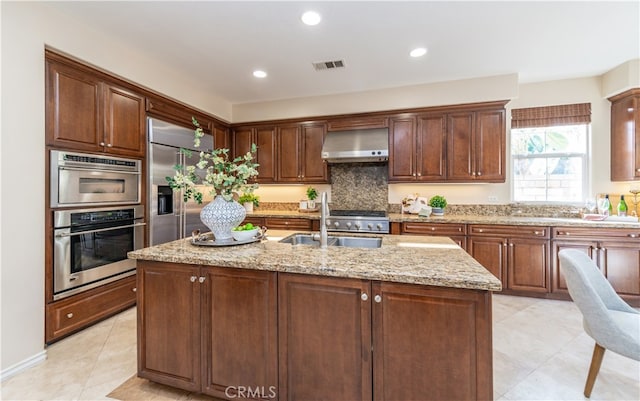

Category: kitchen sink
[278, 233, 382, 248]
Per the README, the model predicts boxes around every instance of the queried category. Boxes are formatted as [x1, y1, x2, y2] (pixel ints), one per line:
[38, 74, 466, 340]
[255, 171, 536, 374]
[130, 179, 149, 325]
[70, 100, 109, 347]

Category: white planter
[307, 200, 316, 209]
[200, 195, 246, 241]
[243, 202, 254, 213]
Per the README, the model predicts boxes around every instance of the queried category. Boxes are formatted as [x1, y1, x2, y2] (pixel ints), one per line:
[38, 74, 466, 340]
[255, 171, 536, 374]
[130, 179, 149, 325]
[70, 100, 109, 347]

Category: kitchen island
[128, 230, 501, 401]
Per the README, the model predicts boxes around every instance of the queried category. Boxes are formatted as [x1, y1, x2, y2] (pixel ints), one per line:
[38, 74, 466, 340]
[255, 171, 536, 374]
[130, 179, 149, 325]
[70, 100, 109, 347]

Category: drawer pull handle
[66, 313, 73, 319]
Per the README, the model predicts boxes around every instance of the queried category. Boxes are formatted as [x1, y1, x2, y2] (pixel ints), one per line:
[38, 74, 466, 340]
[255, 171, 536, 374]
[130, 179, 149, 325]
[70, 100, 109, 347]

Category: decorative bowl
[231, 227, 259, 241]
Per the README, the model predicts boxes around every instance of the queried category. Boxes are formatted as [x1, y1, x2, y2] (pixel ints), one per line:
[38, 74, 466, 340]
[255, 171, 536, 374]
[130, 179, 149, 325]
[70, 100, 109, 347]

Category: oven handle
[59, 166, 141, 174]
[55, 222, 146, 238]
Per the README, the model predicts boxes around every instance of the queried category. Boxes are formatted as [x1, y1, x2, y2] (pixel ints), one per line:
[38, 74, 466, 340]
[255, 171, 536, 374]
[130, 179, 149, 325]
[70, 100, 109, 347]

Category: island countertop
[128, 230, 502, 292]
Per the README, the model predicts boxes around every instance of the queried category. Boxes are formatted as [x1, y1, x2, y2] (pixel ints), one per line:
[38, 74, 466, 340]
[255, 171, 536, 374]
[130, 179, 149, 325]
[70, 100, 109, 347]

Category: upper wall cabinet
[232, 126, 277, 183]
[388, 114, 447, 182]
[46, 57, 145, 158]
[610, 89, 640, 181]
[327, 116, 388, 131]
[447, 108, 505, 182]
[277, 123, 328, 183]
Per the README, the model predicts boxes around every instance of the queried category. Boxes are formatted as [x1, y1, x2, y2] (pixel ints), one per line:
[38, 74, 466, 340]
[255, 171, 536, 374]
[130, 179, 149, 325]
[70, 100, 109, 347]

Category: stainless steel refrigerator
[147, 117, 214, 246]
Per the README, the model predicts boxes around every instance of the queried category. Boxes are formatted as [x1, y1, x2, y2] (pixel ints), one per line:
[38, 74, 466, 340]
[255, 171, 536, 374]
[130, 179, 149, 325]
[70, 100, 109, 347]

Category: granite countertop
[246, 209, 640, 229]
[129, 230, 502, 292]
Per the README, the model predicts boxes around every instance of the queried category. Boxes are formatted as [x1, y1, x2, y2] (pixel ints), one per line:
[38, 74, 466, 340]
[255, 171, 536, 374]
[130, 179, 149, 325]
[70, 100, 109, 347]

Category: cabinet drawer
[46, 275, 137, 343]
[242, 217, 265, 227]
[264, 217, 312, 230]
[469, 224, 549, 239]
[402, 222, 466, 236]
[553, 226, 640, 240]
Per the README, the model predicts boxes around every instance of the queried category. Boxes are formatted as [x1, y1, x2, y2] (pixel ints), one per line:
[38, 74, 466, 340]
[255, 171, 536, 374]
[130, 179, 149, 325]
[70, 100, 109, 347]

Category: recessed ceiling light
[301, 11, 321, 26]
[253, 70, 267, 78]
[410, 47, 428, 58]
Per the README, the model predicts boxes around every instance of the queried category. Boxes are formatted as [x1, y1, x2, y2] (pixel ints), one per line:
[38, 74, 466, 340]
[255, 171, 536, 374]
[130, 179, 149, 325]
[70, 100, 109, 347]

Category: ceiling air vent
[312, 59, 345, 71]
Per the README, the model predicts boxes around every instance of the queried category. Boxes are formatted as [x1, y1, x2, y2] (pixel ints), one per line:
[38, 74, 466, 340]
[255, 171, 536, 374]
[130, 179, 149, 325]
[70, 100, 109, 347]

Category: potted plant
[306, 187, 318, 209]
[167, 117, 260, 240]
[238, 193, 260, 213]
[428, 195, 448, 216]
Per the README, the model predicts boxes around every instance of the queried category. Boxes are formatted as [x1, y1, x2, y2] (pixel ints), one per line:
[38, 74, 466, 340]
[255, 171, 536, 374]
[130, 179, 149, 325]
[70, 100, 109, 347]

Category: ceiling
[45, 1, 639, 105]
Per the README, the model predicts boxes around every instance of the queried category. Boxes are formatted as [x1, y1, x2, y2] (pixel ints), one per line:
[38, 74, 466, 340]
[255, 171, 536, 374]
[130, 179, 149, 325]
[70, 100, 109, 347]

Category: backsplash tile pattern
[388, 203, 582, 218]
[329, 163, 388, 211]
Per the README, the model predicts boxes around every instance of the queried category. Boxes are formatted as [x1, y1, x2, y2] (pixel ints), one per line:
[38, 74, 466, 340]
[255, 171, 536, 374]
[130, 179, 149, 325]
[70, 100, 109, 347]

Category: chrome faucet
[319, 191, 329, 248]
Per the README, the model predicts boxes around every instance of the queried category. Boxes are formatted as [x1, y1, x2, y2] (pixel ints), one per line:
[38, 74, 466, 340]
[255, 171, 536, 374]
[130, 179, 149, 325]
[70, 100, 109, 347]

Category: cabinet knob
[374, 295, 382, 303]
[533, 231, 540, 235]
[472, 172, 476, 176]
[361, 293, 368, 301]
[509, 243, 514, 247]
[66, 313, 74, 319]
[190, 276, 197, 282]
[413, 173, 417, 177]
[417, 172, 422, 177]
[132, 287, 137, 292]
[430, 227, 435, 231]
[99, 142, 105, 146]
[199, 276, 206, 283]
[628, 234, 639, 238]
[636, 168, 640, 172]
[478, 229, 484, 233]
[107, 143, 113, 148]
[477, 171, 482, 176]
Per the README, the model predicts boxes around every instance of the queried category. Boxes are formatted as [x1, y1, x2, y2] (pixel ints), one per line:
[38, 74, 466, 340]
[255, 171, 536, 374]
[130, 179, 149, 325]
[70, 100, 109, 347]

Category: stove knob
[326, 219, 331, 227]
[367, 223, 373, 230]
[355, 223, 361, 230]
[376, 224, 383, 230]
[334, 222, 340, 228]
[346, 222, 352, 228]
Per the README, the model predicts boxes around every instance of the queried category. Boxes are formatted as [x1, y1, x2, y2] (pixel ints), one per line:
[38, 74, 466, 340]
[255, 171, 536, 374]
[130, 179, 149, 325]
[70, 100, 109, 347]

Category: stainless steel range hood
[321, 128, 389, 163]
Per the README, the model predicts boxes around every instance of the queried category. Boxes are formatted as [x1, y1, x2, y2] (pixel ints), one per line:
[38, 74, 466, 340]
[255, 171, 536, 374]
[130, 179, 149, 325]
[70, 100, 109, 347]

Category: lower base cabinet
[137, 261, 494, 401]
[137, 261, 277, 398]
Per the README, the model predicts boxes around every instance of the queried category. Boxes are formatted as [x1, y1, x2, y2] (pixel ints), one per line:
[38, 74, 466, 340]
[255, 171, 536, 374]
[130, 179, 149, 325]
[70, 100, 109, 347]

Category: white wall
[0, 2, 230, 373]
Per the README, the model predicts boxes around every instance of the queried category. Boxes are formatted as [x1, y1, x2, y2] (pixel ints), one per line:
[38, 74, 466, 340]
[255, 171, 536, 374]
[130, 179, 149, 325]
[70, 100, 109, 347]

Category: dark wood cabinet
[372, 282, 493, 401]
[401, 222, 466, 249]
[264, 217, 312, 230]
[137, 261, 278, 398]
[277, 123, 327, 183]
[46, 275, 137, 343]
[327, 116, 388, 131]
[468, 225, 550, 293]
[278, 274, 372, 401]
[389, 114, 446, 181]
[610, 89, 640, 181]
[233, 126, 277, 183]
[552, 227, 640, 305]
[447, 108, 505, 182]
[46, 57, 145, 158]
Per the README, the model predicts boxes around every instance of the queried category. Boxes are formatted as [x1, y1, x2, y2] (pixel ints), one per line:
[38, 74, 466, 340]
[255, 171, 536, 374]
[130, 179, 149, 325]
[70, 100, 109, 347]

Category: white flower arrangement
[166, 118, 259, 203]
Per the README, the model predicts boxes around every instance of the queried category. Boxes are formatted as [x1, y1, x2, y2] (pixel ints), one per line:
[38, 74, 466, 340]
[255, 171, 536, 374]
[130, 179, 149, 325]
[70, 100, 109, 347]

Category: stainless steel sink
[278, 233, 382, 248]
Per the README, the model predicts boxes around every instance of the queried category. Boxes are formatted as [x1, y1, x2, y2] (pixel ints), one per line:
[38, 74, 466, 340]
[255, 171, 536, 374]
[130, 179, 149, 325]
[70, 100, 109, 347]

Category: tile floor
[1, 294, 638, 400]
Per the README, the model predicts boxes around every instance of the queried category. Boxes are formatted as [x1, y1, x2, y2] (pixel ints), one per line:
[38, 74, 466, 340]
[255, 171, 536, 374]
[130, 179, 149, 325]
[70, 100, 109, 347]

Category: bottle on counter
[618, 195, 628, 217]
[602, 194, 611, 217]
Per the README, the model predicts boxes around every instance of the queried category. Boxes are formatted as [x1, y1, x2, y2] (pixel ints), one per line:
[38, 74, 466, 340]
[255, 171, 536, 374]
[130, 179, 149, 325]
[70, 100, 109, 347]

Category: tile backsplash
[329, 163, 388, 211]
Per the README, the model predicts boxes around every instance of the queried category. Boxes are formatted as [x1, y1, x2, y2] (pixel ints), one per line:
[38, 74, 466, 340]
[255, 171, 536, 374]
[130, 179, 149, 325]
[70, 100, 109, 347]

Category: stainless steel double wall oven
[50, 150, 144, 300]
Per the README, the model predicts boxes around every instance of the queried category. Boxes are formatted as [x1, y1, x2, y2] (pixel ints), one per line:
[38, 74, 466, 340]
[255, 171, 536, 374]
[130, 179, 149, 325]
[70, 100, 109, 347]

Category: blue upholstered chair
[558, 249, 640, 397]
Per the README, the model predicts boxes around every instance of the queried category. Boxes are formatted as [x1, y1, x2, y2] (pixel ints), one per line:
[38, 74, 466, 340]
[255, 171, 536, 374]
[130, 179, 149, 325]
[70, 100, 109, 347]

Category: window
[511, 103, 591, 203]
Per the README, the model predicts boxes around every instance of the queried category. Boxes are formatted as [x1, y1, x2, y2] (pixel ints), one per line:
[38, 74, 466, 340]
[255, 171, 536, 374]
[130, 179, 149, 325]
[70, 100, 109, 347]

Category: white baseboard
[0, 350, 47, 382]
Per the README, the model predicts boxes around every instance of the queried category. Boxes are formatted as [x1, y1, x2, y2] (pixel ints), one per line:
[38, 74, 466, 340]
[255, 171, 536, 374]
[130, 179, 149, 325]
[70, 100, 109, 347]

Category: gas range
[326, 210, 390, 233]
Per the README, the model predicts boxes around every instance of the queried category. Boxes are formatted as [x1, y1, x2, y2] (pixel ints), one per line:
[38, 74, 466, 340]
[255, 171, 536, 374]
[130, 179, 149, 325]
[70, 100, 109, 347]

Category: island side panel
[278, 273, 372, 401]
[372, 282, 493, 401]
[137, 260, 202, 392]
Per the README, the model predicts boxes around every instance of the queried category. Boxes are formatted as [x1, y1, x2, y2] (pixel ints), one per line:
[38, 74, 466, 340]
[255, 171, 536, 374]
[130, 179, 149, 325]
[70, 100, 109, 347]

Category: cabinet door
[278, 274, 372, 401]
[104, 84, 145, 157]
[447, 112, 474, 180]
[46, 60, 103, 152]
[468, 236, 506, 285]
[611, 92, 640, 181]
[474, 109, 505, 181]
[507, 238, 550, 293]
[551, 240, 597, 294]
[232, 127, 254, 159]
[277, 125, 301, 182]
[255, 127, 277, 183]
[416, 113, 446, 180]
[301, 123, 328, 182]
[202, 268, 278, 399]
[388, 117, 416, 181]
[372, 282, 493, 401]
[213, 125, 230, 150]
[137, 261, 201, 392]
[599, 241, 640, 296]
